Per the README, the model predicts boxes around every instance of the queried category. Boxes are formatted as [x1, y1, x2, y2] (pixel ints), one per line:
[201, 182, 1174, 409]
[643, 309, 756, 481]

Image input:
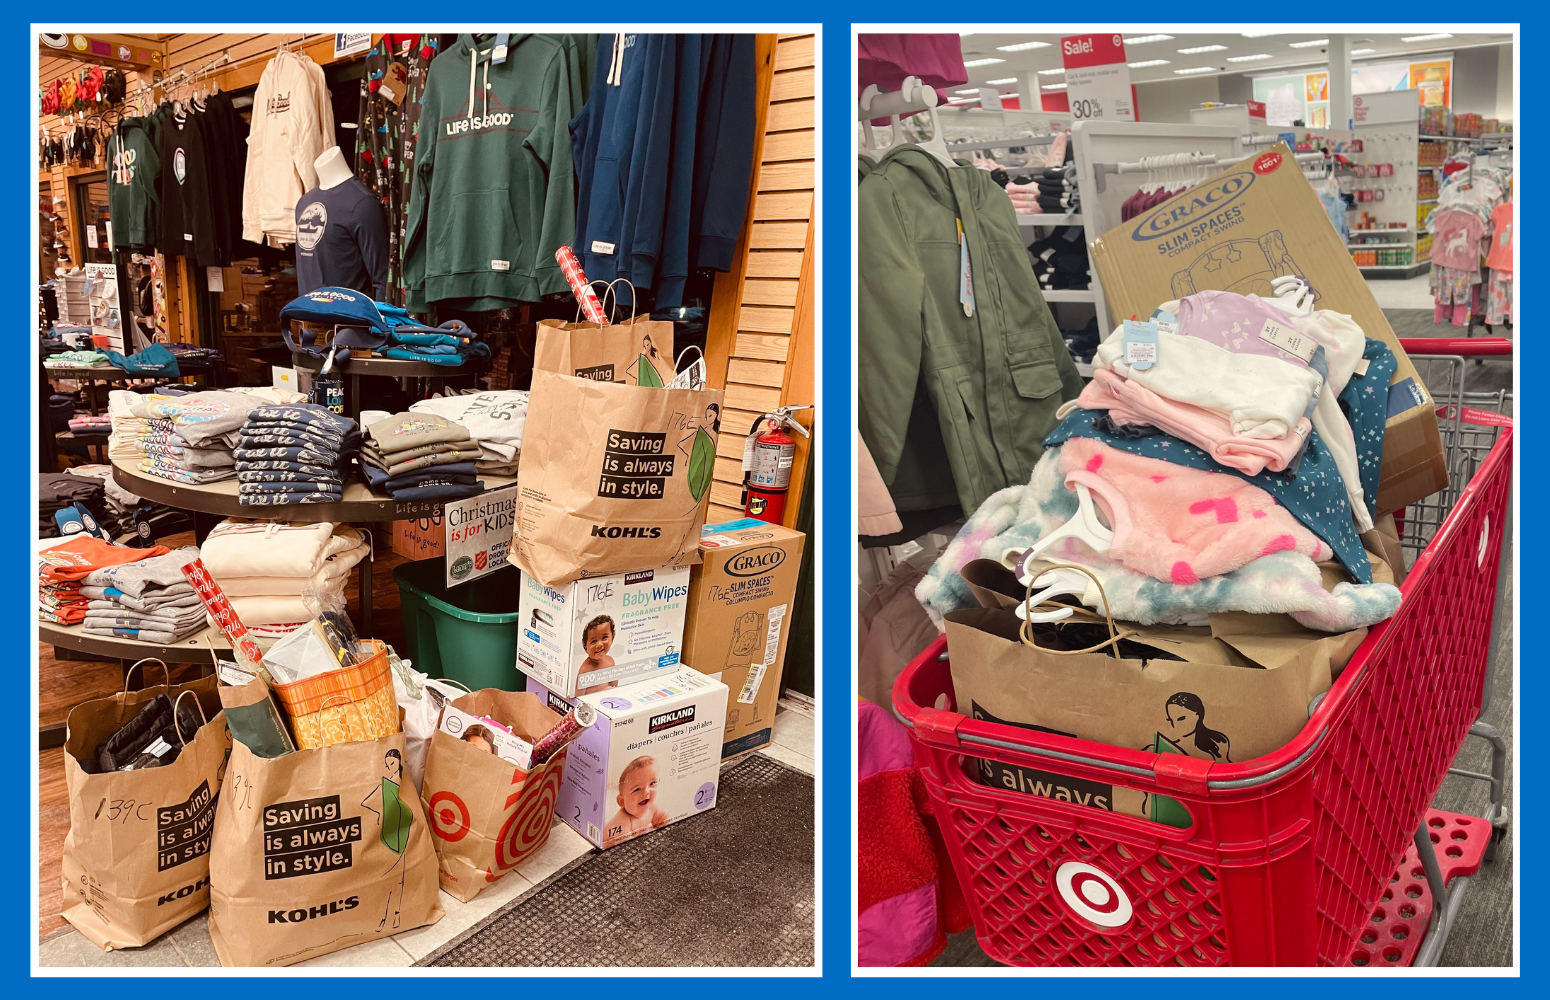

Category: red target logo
[492, 756, 565, 876]
[1054, 861, 1133, 930]
[428, 791, 471, 842]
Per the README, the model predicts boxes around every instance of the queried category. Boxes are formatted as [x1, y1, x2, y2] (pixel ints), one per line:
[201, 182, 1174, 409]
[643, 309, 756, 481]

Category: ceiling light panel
[1128, 59, 1170, 68]
[1042, 83, 1068, 90]
[962, 57, 1005, 67]
[1227, 53, 1272, 62]
[1401, 33, 1454, 42]
[1124, 34, 1174, 44]
[1037, 68, 1066, 75]
[996, 41, 1051, 52]
[986, 77, 1019, 85]
[1173, 66, 1217, 75]
[1241, 31, 1278, 38]
[1288, 39, 1329, 48]
[1351, 48, 1376, 55]
[1178, 44, 1227, 54]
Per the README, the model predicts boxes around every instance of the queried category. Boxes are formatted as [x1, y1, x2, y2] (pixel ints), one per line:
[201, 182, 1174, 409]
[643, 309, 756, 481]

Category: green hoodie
[859, 145, 1083, 516]
[106, 117, 160, 249]
[403, 34, 584, 312]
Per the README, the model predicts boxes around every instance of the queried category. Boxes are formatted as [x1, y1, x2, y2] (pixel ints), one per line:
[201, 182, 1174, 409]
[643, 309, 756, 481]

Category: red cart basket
[893, 338, 1513, 967]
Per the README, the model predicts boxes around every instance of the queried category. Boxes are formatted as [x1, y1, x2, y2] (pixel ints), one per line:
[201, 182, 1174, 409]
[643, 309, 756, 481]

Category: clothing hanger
[858, 77, 955, 168]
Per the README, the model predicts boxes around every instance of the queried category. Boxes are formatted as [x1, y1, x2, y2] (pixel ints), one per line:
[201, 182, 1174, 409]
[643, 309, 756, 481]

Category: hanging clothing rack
[1091, 150, 1324, 192]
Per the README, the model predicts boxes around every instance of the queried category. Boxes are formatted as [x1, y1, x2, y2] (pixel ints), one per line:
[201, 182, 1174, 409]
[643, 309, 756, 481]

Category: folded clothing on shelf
[407, 390, 528, 476]
[38, 536, 172, 625]
[232, 404, 359, 507]
[50, 350, 111, 368]
[199, 519, 369, 625]
[360, 411, 485, 500]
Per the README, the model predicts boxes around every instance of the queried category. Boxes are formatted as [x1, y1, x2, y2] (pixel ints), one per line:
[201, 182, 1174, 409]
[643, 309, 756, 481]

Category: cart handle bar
[1399, 337, 1512, 357]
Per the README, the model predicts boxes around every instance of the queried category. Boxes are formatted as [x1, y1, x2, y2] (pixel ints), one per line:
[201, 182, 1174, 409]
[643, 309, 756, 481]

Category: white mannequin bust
[314, 147, 351, 190]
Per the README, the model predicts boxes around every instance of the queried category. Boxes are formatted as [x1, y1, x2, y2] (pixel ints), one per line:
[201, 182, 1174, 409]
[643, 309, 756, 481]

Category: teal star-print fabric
[1343, 338, 1397, 521]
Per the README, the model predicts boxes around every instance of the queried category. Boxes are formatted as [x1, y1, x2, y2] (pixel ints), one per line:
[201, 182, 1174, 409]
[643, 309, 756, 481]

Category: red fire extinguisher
[741, 406, 811, 523]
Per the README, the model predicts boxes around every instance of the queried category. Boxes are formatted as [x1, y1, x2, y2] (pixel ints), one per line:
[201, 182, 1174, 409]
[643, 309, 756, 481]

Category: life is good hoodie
[403, 34, 583, 311]
[106, 117, 160, 249]
[242, 50, 332, 247]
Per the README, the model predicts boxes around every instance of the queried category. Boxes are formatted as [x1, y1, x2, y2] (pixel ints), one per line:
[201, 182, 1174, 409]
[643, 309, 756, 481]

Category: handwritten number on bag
[228, 773, 254, 810]
[104, 798, 154, 824]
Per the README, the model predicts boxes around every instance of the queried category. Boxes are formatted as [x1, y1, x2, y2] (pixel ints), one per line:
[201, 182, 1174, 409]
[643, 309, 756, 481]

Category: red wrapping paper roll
[555, 245, 609, 324]
[181, 557, 266, 671]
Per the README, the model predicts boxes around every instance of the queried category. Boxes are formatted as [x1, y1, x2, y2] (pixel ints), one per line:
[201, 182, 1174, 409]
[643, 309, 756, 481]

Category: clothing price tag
[1149, 307, 1178, 336]
[493, 32, 509, 64]
[1258, 318, 1317, 363]
[957, 219, 975, 317]
[205, 266, 224, 292]
[1354, 357, 1370, 378]
[1121, 319, 1159, 369]
[380, 61, 408, 105]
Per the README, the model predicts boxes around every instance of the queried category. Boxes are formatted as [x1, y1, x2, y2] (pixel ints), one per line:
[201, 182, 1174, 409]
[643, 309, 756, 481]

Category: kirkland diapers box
[516, 566, 690, 698]
[682, 518, 807, 757]
[1088, 142, 1447, 514]
[529, 669, 729, 849]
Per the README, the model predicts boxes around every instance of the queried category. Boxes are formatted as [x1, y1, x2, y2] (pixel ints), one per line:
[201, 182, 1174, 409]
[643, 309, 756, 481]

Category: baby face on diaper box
[528, 669, 727, 850]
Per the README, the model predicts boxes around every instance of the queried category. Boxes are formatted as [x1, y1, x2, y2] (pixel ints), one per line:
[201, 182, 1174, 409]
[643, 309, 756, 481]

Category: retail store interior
[858, 29, 1512, 969]
[38, 30, 816, 968]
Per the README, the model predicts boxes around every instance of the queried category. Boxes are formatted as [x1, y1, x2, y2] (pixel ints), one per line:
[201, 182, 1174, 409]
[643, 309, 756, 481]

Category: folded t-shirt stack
[361, 411, 485, 501]
[50, 350, 112, 368]
[38, 535, 171, 626]
[125, 387, 308, 485]
[81, 545, 207, 643]
[40, 471, 110, 537]
[1005, 164, 1081, 216]
[407, 390, 529, 477]
[376, 305, 493, 367]
[68, 414, 113, 433]
[233, 404, 361, 507]
[200, 519, 370, 627]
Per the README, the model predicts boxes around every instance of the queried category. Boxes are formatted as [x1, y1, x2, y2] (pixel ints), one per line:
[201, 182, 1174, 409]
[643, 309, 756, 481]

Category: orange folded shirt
[37, 537, 171, 582]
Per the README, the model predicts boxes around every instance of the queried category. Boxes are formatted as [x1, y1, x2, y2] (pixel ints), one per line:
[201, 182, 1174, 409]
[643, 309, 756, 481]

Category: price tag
[379, 61, 408, 105]
[1121, 319, 1159, 369]
[1258, 318, 1317, 363]
[957, 218, 975, 317]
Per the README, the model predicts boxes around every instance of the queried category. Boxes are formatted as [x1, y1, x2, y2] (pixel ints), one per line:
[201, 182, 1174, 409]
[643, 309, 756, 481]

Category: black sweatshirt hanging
[158, 110, 217, 266]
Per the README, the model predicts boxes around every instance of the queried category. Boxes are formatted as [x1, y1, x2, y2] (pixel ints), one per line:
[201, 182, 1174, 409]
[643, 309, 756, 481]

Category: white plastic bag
[387, 644, 466, 789]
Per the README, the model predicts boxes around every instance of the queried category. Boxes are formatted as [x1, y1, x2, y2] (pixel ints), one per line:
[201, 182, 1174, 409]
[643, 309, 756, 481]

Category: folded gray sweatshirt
[82, 546, 200, 597]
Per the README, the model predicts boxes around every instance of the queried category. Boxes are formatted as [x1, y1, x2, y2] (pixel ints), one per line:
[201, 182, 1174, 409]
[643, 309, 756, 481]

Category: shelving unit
[1349, 113, 1430, 279]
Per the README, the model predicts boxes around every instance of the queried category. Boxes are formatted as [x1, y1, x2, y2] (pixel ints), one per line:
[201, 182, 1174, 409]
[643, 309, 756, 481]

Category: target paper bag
[60, 675, 228, 951]
[514, 367, 723, 586]
[420, 690, 571, 902]
[535, 313, 676, 387]
[207, 723, 443, 967]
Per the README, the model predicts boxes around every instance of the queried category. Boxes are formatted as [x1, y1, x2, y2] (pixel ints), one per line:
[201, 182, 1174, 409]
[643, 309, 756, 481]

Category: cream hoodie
[242, 50, 336, 246]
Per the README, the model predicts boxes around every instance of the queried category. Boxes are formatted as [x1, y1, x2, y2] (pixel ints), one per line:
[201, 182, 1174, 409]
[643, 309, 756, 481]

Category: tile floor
[37, 698, 815, 969]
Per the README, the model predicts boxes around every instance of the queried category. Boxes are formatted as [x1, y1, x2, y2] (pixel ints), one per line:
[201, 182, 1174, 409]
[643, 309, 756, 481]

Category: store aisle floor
[37, 699, 814, 967]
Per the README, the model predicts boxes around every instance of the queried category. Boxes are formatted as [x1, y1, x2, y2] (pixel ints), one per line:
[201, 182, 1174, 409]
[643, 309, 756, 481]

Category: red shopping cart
[893, 338, 1513, 967]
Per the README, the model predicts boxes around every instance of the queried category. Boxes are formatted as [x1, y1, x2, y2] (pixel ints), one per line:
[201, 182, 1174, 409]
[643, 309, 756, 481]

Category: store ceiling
[952, 30, 1513, 98]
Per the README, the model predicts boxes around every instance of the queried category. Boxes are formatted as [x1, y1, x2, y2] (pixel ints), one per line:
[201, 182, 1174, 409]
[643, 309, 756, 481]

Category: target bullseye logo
[1055, 861, 1133, 930]
[428, 791, 471, 842]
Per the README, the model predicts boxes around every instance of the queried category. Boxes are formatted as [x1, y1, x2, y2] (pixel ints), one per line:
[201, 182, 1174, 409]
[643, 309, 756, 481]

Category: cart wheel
[1485, 825, 1507, 862]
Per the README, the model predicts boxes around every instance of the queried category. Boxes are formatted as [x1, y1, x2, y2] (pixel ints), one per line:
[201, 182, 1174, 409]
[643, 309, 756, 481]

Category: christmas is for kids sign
[444, 486, 518, 588]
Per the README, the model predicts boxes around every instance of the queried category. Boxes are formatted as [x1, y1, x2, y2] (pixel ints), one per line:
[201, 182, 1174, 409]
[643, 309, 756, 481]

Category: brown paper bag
[60, 668, 229, 950]
[420, 690, 570, 902]
[945, 606, 1364, 766]
[514, 367, 724, 585]
[207, 708, 443, 967]
[535, 314, 676, 387]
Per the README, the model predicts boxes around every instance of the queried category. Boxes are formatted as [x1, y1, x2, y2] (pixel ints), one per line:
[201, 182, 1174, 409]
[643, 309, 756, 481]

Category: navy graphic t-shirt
[294, 177, 390, 300]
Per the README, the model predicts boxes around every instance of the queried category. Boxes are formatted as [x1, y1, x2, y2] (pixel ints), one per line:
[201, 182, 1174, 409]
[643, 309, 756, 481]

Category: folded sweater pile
[81, 546, 207, 643]
[200, 519, 370, 626]
[1005, 164, 1080, 216]
[361, 412, 485, 501]
[125, 387, 307, 485]
[407, 390, 528, 476]
[233, 404, 360, 506]
[1026, 225, 1091, 291]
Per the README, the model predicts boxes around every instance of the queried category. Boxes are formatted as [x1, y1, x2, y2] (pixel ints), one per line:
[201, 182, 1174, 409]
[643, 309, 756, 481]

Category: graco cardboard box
[528, 669, 728, 849]
[681, 519, 806, 757]
[516, 566, 690, 698]
[1088, 142, 1447, 514]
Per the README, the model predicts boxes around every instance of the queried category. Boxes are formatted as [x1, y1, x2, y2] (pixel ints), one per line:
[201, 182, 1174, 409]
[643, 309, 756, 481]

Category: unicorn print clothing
[1057, 438, 1330, 585]
[1429, 208, 1487, 272]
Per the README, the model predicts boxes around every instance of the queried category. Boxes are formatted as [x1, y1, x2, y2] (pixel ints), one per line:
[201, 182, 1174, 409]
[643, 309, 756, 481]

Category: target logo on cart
[1054, 861, 1133, 930]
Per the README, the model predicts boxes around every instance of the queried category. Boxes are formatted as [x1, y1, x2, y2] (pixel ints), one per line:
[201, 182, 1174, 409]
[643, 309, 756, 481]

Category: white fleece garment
[200, 520, 367, 580]
[1095, 325, 1322, 439]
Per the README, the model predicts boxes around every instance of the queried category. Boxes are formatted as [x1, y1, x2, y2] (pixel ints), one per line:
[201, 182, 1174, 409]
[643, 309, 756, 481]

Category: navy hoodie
[570, 34, 756, 309]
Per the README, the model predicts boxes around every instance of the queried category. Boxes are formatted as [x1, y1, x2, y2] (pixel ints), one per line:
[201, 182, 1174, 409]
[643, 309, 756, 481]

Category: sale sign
[444, 485, 518, 588]
[1061, 34, 1135, 122]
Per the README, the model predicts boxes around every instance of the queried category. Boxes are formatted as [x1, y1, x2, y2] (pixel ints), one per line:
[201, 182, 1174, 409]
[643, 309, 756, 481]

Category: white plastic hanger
[1001, 482, 1115, 622]
[1268, 274, 1317, 315]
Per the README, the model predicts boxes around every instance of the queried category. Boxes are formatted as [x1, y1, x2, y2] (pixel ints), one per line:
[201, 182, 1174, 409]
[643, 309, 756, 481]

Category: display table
[110, 457, 515, 634]
[38, 620, 227, 749]
[44, 355, 224, 413]
[290, 351, 489, 421]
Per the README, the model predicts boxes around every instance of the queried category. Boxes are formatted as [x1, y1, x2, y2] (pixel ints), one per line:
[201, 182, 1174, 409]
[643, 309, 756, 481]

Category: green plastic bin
[393, 557, 525, 691]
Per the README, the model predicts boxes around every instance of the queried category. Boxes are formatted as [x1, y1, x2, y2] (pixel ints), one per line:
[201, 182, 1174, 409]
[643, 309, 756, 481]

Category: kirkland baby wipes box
[1088, 142, 1447, 514]
[516, 565, 691, 698]
[529, 669, 728, 850]
[682, 518, 807, 757]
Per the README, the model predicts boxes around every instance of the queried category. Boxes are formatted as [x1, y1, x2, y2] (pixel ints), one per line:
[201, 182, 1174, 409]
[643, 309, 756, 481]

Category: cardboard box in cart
[528, 669, 729, 849]
[516, 566, 690, 698]
[1088, 142, 1448, 514]
[682, 518, 807, 757]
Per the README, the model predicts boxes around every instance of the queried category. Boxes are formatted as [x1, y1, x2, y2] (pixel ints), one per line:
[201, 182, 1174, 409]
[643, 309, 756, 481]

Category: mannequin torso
[314, 147, 351, 190]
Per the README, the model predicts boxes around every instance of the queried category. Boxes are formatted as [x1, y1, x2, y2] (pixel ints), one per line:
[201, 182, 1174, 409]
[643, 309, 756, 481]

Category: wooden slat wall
[704, 32, 816, 524]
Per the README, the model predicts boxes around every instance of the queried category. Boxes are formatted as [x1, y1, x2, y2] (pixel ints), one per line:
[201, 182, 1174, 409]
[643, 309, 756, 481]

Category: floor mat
[422, 753, 815, 967]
